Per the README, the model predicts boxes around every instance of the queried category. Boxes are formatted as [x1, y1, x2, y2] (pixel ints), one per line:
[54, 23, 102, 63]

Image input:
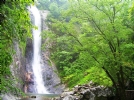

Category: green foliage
[42, 1, 134, 99]
[129, 3, 134, 28]
[0, 0, 33, 96]
[79, 67, 112, 86]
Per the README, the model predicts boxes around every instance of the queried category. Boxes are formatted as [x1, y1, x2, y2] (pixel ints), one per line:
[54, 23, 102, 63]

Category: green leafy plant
[0, 0, 33, 96]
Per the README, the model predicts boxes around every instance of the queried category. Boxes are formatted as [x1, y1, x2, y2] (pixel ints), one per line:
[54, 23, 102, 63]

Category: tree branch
[62, 24, 83, 47]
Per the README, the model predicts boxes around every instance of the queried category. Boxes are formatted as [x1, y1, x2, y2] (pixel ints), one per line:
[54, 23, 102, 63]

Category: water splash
[28, 5, 48, 94]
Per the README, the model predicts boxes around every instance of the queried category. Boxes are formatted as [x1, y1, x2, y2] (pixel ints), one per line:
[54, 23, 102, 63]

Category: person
[24, 72, 34, 93]
[25, 72, 34, 82]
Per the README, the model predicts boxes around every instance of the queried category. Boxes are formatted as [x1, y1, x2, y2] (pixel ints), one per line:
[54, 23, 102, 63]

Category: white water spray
[28, 5, 48, 94]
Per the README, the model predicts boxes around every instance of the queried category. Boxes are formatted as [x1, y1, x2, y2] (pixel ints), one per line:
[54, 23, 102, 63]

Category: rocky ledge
[53, 81, 114, 100]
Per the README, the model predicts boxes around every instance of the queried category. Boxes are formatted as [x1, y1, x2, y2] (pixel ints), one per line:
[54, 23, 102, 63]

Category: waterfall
[28, 5, 48, 94]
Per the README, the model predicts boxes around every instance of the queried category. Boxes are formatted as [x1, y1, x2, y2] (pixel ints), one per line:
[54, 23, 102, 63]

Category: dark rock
[63, 95, 74, 100]
[27, 84, 36, 93]
[31, 96, 36, 98]
[25, 38, 33, 72]
[54, 81, 113, 100]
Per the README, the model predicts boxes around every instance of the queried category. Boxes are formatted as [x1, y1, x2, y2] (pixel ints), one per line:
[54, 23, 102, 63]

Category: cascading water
[28, 5, 48, 94]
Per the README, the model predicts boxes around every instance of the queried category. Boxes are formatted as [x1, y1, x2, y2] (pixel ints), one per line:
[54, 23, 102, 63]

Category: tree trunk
[115, 66, 127, 100]
[115, 84, 126, 100]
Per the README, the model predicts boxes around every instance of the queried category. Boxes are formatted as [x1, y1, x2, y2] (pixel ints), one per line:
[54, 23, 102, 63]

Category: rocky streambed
[20, 81, 114, 100]
[2, 81, 114, 100]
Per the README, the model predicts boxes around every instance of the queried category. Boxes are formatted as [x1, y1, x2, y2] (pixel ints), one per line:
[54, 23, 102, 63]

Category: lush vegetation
[0, 0, 134, 99]
[0, 0, 33, 96]
[41, 0, 134, 100]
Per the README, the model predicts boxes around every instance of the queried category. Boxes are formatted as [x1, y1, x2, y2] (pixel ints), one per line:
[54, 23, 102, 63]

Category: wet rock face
[27, 84, 35, 93]
[25, 38, 33, 72]
[25, 10, 34, 72]
[24, 39, 35, 93]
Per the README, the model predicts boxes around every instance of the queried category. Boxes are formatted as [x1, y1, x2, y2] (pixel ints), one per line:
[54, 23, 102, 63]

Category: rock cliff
[10, 41, 26, 92]
[40, 10, 65, 94]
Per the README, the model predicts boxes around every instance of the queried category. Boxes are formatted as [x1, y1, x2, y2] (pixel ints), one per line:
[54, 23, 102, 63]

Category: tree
[44, 0, 134, 100]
